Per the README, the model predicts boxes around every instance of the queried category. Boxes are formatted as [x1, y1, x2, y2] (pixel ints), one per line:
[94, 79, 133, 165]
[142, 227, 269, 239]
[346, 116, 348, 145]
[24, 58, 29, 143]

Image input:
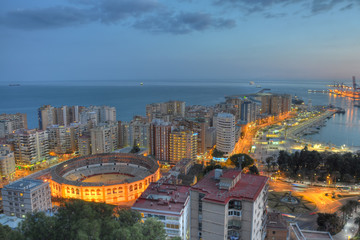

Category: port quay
[286, 109, 336, 139]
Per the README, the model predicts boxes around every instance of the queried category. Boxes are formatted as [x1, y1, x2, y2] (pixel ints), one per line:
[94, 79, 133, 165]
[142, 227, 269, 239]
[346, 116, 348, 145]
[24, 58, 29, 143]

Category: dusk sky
[1, 0, 360, 84]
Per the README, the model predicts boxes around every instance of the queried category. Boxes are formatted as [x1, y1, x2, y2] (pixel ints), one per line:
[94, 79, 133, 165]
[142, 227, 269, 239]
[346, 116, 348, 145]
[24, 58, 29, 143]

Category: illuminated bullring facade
[49, 153, 160, 205]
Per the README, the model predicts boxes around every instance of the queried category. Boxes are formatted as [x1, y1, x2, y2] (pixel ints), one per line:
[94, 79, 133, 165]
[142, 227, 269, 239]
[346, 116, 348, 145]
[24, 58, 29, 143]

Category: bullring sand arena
[48, 153, 160, 205]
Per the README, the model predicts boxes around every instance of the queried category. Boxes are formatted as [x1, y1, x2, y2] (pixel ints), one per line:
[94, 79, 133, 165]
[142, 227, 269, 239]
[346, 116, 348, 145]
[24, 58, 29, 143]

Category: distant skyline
[1, 0, 360, 83]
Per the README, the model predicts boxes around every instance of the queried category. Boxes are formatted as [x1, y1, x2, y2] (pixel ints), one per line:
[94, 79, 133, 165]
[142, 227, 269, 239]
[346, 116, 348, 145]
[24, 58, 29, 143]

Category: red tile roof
[191, 169, 268, 204]
[132, 182, 190, 215]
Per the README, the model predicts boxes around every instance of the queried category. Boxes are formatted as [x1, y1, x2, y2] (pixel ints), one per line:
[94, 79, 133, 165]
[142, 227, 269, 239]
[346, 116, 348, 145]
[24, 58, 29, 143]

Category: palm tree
[340, 204, 352, 224]
[355, 216, 360, 237]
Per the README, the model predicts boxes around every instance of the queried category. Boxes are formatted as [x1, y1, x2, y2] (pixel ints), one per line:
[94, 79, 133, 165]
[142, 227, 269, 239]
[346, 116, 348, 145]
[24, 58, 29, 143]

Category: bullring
[49, 153, 160, 205]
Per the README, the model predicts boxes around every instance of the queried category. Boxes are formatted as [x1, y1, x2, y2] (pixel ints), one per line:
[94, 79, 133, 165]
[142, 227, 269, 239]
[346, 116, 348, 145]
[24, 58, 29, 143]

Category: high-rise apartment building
[169, 130, 197, 164]
[47, 124, 79, 154]
[90, 124, 118, 154]
[149, 119, 172, 161]
[80, 105, 116, 126]
[118, 121, 130, 148]
[216, 113, 236, 156]
[13, 129, 49, 165]
[0, 145, 16, 180]
[78, 135, 91, 156]
[2, 179, 52, 219]
[240, 100, 259, 124]
[38, 105, 56, 130]
[146, 101, 185, 122]
[0, 113, 28, 138]
[190, 169, 268, 240]
[129, 116, 150, 148]
[260, 94, 291, 116]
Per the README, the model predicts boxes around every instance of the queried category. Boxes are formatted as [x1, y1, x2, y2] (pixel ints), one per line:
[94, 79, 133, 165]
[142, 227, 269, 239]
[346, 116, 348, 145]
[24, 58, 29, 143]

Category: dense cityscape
[2, 0, 360, 240]
[0, 85, 359, 240]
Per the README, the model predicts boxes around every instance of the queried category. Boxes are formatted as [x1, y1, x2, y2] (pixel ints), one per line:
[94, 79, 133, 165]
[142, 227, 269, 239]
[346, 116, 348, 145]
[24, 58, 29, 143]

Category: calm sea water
[1, 79, 359, 147]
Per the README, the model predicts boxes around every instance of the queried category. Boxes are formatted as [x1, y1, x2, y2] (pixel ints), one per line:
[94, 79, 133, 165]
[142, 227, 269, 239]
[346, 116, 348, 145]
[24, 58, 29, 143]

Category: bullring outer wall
[49, 153, 160, 205]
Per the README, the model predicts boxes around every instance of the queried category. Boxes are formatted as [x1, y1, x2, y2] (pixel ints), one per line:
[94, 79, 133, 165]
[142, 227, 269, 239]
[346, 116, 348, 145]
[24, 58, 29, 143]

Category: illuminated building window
[76, 189, 80, 195]
[97, 189, 101, 195]
[85, 189, 89, 195]
[107, 189, 111, 195]
[118, 187, 123, 193]
[134, 184, 138, 190]
[129, 186, 133, 192]
[113, 188, 117, 194]
[67, 187, 70, 193]
[91, 189, 95, 195]
[71, 188, 74, 194]
[139, 183, 142, 189]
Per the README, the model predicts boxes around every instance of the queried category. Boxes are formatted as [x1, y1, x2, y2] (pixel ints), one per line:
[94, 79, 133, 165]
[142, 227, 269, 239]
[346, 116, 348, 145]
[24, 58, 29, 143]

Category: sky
[1, 0, 360, 84]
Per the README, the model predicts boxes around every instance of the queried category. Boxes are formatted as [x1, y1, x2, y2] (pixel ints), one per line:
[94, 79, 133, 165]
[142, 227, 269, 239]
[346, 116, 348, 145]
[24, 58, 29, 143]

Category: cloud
[0, 0, 161, 30]
[134, 12, 236, 34]
[1, 7, 96, 30]
[214, 0, 359, 14]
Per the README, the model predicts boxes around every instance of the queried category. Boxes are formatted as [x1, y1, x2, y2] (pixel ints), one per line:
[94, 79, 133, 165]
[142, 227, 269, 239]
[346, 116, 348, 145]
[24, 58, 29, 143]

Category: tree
[265, 157, 273, 172]
[130, 143, 140, 153]
[140, 217, 167, 240]
[249, 165, 259, 175]
[317, 213, 342, 235]
[0, 224, 23, 240]
[212, 148, 225, 158]
[19, 212, 56, 240]
[114, 208, 142, 227]
[229, 154, 254, 169]
[355, 216, 360, 236]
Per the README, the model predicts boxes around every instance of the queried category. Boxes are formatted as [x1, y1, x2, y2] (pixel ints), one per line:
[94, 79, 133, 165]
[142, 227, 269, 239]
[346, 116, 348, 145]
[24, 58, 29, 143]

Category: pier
[286, 110, 336, 139]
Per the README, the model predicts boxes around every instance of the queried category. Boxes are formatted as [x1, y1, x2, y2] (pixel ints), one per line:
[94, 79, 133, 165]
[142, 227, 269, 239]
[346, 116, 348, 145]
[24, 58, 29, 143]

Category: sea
[1, 79, 359, 148]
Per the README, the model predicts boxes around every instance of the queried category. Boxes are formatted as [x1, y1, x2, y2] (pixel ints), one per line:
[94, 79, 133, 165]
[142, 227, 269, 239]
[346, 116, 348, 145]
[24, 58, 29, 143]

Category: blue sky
[1, 0, 360, 84]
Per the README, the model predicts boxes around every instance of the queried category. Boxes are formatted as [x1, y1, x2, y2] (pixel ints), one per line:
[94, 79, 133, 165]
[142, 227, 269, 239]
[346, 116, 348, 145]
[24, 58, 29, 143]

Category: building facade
[1, 179, 52, 218]
[216, 113, 236, 156]
[0, 145, 16, 180]
[149, 119, 172, 162]
[13, 129, 49, 165]
[0, 113, 28, 138]
[47, 124, 79, 154]
[169, 130, 197, 165]
[90, 124, 118, 154]
[190, 169, 268, 240]
[132, 182, 191, 239]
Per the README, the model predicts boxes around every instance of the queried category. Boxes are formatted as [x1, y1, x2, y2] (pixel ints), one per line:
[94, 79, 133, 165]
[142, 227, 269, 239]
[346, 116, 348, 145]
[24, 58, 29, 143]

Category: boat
[249, 81, 255, 85]
[256, 85, 261, 88]
[354, 104, 360, 108]
[9, 84, 20, 86]
[140, 82, 143, 86]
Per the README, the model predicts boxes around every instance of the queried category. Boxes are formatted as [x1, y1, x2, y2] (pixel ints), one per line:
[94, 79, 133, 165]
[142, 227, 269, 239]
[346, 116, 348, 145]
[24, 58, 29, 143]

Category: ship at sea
[9, 84, 21, 87]
[329, 76, 360, 100]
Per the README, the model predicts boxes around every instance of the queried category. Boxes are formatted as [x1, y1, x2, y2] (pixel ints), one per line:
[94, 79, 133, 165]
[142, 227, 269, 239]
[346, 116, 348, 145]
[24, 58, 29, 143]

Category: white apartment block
[2, 179, 52, 219]
[216, 113, 236, 156]
[90, 124, 118, 154]
[0, 145, 16, 180]
[13, 129, 49, 165]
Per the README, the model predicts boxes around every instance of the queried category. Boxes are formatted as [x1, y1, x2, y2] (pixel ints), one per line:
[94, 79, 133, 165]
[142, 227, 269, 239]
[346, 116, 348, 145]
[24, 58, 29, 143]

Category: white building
[190, 169, 268, 240]
[90, 124, 118, 154]
[13, 129, 49, 165]
[2, 179, 52, 219]
[216, 113, 236, 156]
[0, 145, 16, 180]
[132, 182, 190, 239]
